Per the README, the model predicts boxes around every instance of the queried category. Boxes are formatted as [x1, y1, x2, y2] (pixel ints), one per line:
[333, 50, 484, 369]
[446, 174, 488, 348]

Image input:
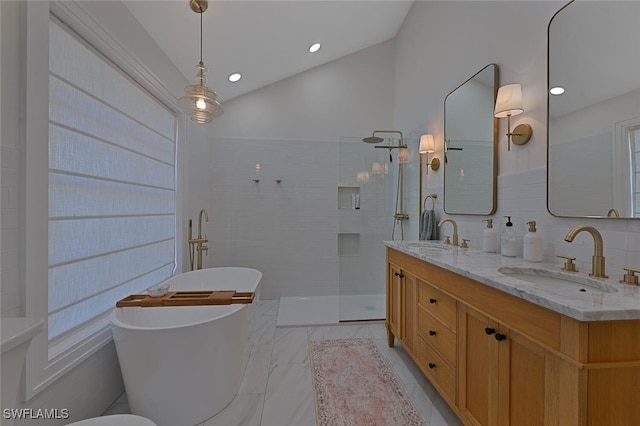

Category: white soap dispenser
[523, 220, 543, 262]
[501, 216, 518, 257]
[482, 219, 497, 253]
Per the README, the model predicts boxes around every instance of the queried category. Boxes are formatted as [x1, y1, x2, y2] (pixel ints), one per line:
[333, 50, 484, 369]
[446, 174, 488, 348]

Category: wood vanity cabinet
[386, 247, 640, 426]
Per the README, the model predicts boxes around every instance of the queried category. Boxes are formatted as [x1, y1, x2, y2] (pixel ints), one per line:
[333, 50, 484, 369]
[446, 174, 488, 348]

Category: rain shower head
[362, 130, 404, 146]
[363, 136, 385, 144]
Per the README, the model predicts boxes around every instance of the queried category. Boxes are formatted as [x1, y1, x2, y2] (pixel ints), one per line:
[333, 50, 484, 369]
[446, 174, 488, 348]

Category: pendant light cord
[199, 5, 203, 64]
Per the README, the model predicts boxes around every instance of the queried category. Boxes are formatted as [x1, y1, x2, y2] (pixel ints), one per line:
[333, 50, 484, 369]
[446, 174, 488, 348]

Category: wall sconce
[419, 134, 440, 174]
[494, 84, 533, 151]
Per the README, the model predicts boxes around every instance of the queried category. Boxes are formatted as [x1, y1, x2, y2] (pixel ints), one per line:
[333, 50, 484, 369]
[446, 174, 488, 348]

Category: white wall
[1, 0, 22, 317]
[395, 1, 640, 269]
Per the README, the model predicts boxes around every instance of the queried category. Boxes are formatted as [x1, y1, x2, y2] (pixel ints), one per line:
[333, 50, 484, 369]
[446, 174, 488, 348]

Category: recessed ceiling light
[308, 42, 321, 54]
[228, 73, 242, 83]
[550, 86, 565, 95]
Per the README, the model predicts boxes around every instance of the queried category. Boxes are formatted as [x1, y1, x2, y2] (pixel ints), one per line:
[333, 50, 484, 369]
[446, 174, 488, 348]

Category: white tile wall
[202, 136, 424, 300]
[206, 137, 341, 300]
[425, 166, 640, 276]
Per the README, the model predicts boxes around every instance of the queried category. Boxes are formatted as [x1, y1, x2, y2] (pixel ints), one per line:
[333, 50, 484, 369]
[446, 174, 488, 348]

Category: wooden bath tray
[116, 290, 255, 307]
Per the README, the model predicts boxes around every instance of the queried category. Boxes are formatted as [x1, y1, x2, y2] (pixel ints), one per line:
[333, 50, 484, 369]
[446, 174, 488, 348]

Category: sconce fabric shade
[494, 84, 524, 118]
[419, 134, 435, 153]
[372, 162, 383, 175]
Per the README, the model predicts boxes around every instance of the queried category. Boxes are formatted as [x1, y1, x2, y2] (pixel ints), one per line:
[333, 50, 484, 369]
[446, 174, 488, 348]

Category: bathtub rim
[110, 266, 262, 332]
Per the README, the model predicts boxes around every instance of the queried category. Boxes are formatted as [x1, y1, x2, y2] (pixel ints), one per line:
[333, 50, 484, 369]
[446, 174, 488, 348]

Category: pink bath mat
[309, 338, 426, 426]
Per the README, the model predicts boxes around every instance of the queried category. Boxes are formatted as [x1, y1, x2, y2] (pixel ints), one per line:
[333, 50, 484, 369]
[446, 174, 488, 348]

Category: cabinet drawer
[418, 280, 457, 330]
[417, 336, 456, 402]
[418, 307, 456, 367]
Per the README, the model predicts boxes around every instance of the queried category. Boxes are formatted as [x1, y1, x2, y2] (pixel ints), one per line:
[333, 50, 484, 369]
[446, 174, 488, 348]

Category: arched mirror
[547, 0, 640, 218]
[444, 63, 498, 215]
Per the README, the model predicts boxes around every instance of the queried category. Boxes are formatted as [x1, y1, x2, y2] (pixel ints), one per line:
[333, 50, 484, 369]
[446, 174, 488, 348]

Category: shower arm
[374, 145, 407, 150]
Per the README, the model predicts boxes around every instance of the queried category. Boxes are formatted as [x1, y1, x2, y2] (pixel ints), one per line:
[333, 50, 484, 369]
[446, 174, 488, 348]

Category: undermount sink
[497, 267, 619, 294]
[405, 242, 450, 250]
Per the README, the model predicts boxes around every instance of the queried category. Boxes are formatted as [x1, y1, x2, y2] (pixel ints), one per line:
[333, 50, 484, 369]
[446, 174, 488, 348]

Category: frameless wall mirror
[547, 0, 640, 218]
[444, 63, 498, 215]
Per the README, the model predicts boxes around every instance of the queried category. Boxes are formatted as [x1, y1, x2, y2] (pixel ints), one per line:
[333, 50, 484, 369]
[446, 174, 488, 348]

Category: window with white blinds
[48, 19, 177, 355]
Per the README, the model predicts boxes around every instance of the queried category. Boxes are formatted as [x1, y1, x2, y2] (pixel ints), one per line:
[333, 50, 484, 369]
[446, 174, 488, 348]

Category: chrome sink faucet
[438, 218, 459, 246]
[564, 225, 607, 278]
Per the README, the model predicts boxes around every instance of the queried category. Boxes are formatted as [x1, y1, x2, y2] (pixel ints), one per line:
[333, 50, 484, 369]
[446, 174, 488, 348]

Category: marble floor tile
[337, 323, 374, 339]
[404, 382, 435, 422]
[428, 394, 464, 426]
[199, 393, 265, 426]
[249, 313, 277, 346]
[306, 325, 342, 341]
[366, 322, 388, 340]
[239, 344, 273, 395]
[270, 327, 309, 365]
[252, 299, 279, 317]
[261, 363, 316, 426]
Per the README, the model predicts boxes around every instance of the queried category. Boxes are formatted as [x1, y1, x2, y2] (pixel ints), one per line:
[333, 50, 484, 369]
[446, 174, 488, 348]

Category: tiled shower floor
[104, 299, 462, 426]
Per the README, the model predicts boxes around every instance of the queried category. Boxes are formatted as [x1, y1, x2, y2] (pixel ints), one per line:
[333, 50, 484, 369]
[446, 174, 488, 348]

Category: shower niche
[337, 233, 360, 257]
[337, 186, 361, 210]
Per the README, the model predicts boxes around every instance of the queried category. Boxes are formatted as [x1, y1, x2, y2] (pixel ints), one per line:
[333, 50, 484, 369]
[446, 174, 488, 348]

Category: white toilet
[66, 414, 157, 425]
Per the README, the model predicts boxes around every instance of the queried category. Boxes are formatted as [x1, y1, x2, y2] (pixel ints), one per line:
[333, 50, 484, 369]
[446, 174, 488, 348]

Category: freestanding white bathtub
[110, 267, 262, 426]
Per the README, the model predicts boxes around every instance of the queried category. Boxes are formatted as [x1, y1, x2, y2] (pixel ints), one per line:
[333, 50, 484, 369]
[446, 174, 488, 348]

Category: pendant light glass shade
[177, 0, 223, 124]
[178, 61, 223, 124]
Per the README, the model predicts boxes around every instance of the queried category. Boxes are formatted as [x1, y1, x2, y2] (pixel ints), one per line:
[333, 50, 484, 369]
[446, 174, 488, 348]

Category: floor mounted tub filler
[110, 267, 262, 426]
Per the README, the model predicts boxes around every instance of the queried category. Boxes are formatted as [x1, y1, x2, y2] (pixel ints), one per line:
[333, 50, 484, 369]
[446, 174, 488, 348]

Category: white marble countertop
[385, 240, 640, 322]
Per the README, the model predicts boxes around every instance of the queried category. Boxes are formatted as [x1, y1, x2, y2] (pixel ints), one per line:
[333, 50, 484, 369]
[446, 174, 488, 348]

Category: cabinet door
[402, 271, 417, 354]
[386, 263, 402, 346]
[498, 329, 546, 426]
[460, 305, 547, 426]
[459, 305, 499, 426]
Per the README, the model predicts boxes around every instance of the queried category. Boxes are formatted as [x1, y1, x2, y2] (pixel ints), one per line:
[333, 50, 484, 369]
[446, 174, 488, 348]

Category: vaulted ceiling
[124, 1, 414, 103]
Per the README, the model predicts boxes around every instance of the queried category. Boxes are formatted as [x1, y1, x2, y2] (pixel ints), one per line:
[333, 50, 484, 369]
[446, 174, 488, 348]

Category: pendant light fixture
[178, 0, 223, 124]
